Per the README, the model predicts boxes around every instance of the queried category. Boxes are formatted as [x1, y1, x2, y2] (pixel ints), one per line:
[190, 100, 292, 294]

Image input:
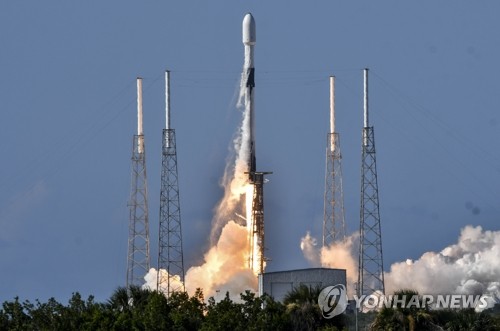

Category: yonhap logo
[318, 284, 348, 318]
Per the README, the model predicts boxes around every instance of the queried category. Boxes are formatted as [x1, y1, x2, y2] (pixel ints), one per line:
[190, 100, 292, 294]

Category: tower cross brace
[358, 126, 385, 297]
[323, 132, 347, 247]
[246, 171, 272, 275]
[157, 128, 185, 296]
[127, 134, 150, 288]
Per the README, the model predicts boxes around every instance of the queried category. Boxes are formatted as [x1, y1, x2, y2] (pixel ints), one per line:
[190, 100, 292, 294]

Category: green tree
[240, 291, 291, 331]
[106, 285, 134, 330]
[1, 297, 31, 330]
[24, 297, 65, 330]
[107, 287, 131, 312]
[142, 290, 171, 331]
[0, 308, 8, 330]
[106, 285, 157, 330]
[439, 309, 499, 331]
[283, 284, 321, 330]
[283, 284, 322, 306]
[201, 292, 246, 331]
[371, 289, 436, 331]
[168, 289, 205, 330]
[283, 284, 345, 331]
[60, 292, 91, 329]
[370, 305, 405, 331]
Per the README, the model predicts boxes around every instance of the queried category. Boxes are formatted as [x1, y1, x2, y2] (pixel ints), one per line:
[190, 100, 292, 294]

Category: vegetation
[370, 289, 500, 331]
[283, 284, 346, 330]
[1, 287, 499, 330]
[0, 285, 343, 331]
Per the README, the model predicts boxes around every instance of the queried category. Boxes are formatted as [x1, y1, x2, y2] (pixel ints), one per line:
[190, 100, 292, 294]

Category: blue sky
[1, 2, 499, 303]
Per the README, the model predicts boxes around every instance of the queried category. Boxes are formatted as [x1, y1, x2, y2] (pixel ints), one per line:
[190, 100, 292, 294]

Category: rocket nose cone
[242, 13, 256, 45]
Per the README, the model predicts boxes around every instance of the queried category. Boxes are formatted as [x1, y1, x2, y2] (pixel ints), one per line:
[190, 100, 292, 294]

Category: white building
[259, 267, 347, 302]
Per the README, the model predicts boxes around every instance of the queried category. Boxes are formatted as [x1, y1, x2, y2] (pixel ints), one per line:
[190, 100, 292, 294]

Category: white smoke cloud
[301, 225, 500, 305]
[143, 268, 184, 294]
[321, 234, 358, 286]
[300, 231, 320, 266]
[385, 225, 500, 304]
[209, 67, 251, 244]
[300, 231, 359, 294]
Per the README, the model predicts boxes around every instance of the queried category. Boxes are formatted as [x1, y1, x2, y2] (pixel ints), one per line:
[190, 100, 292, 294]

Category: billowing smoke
[209, 68, 252, 244]
[385, 225, 500, 303]
[144, 219, 256, 299]
[143, 60, 257, 300]
[185, 220, 257, 297]
[144, 268, 183, 294]
[301, 225, 500, 305]
[300, 232, 320, 265]
[321, 235, 358, 285]
[300, 231, 359, 294]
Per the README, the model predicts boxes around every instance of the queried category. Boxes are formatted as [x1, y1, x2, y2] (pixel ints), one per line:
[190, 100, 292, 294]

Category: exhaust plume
[300, 231, 320, 265]
[301, 224, 500, 307]
[210, 67, 253, 244]
[144, 44, 258, 300]
[301, 231, 359, 294]
[385, 225, 500, 304]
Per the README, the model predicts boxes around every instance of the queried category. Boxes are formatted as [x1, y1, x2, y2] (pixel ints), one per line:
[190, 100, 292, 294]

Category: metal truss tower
[157, 70, 185, 296]
[126, 78, 150, 288]
[358, 68, 385, 296]
[323, 76, 347, 248]
[247, 171, 272, 275]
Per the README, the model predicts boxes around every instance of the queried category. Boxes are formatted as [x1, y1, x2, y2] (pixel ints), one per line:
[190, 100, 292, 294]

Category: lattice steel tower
[247, 171, 272, 275]
[126, 77, 151, 288]
[323, 76, 347, 248]
[157, 70, 185, 296]
[358, 68, 385, 296]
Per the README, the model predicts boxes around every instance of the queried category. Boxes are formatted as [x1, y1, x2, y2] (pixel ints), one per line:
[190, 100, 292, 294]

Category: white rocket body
[243, 13, 256, 178]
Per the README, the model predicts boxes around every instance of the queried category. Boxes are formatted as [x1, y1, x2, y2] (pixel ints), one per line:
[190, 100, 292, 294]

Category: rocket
[243, 13, 256, 181]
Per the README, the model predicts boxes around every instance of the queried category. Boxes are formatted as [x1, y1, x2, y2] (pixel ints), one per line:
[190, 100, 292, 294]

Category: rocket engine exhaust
[145, 13, 269, 300]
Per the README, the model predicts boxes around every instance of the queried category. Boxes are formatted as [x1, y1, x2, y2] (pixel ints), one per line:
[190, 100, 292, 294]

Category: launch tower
[323, 76, 347, 247]
[157, 70, 185, 296]
[248, 171, 272, 275]
[126, 78, 151, 288]
[358, 68, 385, 296]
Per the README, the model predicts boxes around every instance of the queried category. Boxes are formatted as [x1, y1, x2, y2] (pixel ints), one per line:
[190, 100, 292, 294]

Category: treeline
[1, 286, 500, 330]
[370, 289, 500, 331]
[0, 286, 345, 331]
